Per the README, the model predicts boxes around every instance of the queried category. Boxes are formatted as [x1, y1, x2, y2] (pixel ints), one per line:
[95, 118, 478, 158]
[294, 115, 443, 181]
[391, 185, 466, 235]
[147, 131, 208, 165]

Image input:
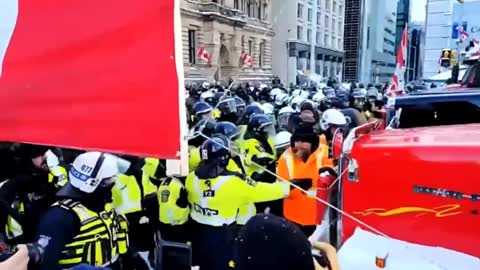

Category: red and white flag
[240, 52, 253, 66]
[197, 47, 211, 63]
[387, 23, 408, 96]
[0, 0, 182, 159]
[457, 25, 469, 43]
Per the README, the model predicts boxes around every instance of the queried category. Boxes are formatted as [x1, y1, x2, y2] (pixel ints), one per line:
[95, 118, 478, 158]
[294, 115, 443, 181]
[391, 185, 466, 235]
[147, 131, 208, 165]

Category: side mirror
[331, 128, 344, 161]
[155, 232, 192, 270]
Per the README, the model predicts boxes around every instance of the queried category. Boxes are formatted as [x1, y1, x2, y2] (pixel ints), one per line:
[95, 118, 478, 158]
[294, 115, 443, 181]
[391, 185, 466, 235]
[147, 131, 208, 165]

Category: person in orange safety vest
[277, 126, 332, 237]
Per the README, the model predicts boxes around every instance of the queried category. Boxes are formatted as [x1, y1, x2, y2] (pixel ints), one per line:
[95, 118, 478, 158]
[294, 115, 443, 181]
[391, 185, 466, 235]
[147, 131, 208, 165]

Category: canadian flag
[197, 47, 210, 64]
[240, 52, 253, 66]
[387, 23, 407, 96]
[457, 25, 469, 43]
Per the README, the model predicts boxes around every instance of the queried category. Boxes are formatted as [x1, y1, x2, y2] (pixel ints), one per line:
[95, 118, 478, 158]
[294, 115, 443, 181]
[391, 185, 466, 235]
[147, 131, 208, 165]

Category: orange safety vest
[277, 144, 331, 226]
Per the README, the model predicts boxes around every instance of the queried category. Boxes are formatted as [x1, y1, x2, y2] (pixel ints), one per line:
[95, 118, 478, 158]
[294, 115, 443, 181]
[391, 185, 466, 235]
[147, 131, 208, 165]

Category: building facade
[343, 0, 397, 83]
[271, 0, 345, 85]
[181, 0, 274, 84]
[395, 0, 410, 52]
[407, 23, 425, 81]
[423, 0, 480, 79]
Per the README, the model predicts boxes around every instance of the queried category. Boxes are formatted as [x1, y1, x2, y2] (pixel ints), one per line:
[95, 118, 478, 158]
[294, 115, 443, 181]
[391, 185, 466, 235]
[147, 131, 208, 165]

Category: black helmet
[234, 96, 246, 116]
[199, 137, 230, 166]
[246, 114, 275, 139]
[214, 121, 241, 141]
[239, 104, 263, 125]
[192, 102, 213, 116]
[189, 119, 216, 147]
[216, 96, 237, 115]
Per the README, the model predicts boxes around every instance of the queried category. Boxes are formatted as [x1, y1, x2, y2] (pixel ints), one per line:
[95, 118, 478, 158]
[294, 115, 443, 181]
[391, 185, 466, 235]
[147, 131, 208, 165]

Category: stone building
[181, 0, 274, 85]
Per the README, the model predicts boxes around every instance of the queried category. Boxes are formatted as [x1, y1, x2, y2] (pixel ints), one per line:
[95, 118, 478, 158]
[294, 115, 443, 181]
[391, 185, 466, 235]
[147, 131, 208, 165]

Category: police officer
[0, 144, 67, 244]
[188, 119, 216, 172]
[112, 156, 159, 269]
[241, 114, 279, 216]
[190, 102, 213, 128]
[186, 137, 291, 270]
[33, 152, 146, 270]
[215, 96, 238, 123]
[157, 176, 190, 243]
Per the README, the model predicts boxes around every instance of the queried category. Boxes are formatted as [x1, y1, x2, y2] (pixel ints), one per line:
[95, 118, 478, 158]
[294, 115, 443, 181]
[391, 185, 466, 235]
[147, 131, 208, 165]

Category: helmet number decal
[201, 149, 209, 160]
[81, 164, 94, 174]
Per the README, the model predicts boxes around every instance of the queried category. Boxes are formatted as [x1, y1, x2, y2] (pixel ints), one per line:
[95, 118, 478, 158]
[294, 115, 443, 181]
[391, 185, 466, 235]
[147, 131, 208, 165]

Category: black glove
[176, 187, 189, 208]
[290, 178, 313, 191]
[319, 167, 338, 178]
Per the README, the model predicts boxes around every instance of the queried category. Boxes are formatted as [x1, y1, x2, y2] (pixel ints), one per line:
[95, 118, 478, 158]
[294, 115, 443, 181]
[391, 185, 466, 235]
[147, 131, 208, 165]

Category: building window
[248, 40, 253, 55]
[316, 31, 321, 44]
[332, 18, 336, 32]
[263, 3, 268, 20]
[297, 3, 303, 19]
[317, 0, 320, 6]
[338, 38, 342, 49]
[247, 1, 252, 16]
[234, 0, 239, 9]
[367, 27, 370, 49]
[317, 12, 321, 26]
[333, 1, 336, 13]
[257, 0, 262, 19]
[308, 8, 313, 22]
[325, 15, 329, 28]
[307, 29, 312, 42]
[339, 4, 343, 16]
[297, 26, 303, 40]
[188, 30, 196, 65]
[338, 21, 342, 35]
[325, 0, 330, 11]
[331, 36, 335, 49]
[259, 41, 265, 67]
[324, 34, 329, 47]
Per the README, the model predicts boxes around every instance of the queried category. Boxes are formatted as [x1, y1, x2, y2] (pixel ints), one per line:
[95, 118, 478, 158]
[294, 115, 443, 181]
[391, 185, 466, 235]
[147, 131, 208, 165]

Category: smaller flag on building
[240, 52, 253, 66]
[197, 47, 211, 64]
[456, 25, 469, 43]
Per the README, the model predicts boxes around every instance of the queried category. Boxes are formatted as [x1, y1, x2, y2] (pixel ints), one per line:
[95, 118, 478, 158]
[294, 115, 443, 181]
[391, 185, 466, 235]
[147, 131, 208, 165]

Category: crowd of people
[0, 79, 388, 270]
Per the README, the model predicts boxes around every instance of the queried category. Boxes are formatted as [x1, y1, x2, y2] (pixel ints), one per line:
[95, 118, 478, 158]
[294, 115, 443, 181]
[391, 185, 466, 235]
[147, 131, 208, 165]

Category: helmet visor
[217, 99, 237, 114]
[260, 123, 276, 138]
[278, 113, 291, 128]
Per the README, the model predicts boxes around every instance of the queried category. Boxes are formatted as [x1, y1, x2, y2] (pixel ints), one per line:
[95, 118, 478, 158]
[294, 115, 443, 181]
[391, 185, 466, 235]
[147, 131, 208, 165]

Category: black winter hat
[17, 143, 49, 159]
[233, 214, 314, 270]
[290, 126, 319, 152]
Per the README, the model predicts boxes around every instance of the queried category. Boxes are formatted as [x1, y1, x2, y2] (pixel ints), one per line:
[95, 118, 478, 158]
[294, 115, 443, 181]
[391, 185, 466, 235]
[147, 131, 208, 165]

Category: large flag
[0, 0, 183, 159]
[387, 23, 408, 96]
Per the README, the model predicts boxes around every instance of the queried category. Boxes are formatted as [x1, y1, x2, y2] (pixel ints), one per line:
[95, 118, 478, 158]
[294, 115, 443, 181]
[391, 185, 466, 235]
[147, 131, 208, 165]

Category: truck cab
[331, 122, 480, 269]
[386, 89, 480, 128]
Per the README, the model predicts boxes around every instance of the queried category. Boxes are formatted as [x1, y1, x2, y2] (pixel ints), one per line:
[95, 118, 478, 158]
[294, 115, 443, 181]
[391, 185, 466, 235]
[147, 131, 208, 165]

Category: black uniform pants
[191, 222, 238, 270]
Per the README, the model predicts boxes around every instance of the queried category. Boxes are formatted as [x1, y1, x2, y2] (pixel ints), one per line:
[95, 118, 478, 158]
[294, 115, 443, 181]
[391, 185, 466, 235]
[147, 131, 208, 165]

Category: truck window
[461, 62, 480, 87]
[399, 101, 480, 128]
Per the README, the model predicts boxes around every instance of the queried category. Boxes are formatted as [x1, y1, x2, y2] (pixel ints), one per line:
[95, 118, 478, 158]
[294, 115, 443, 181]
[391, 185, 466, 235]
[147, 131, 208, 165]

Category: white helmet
[291, 89, 302, 97]
[274, 131, 292, 151]
[278, 106, 295, 129]
[290, 96, 307, 112]
[299, 90, 310, 100]
[312, 92, 327, 104]
[270, 88, 283, 101]
[202, 82, 210, 89]
[69, 152, 130, 193]
[320, 109, 347, 131]
[200, 90, 214, 100]
[274, 93, 289, 107]
[262, 103, 276, 124]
